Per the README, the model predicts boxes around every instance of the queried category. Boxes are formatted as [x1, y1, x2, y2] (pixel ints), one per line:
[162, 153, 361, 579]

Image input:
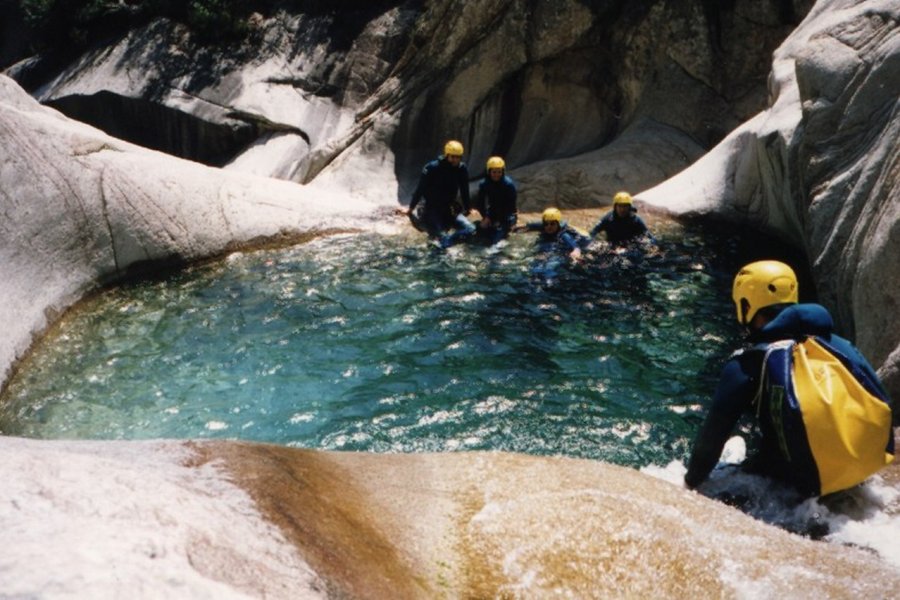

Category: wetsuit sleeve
[494, 181, 517, 223]
[684, 355, 758, 489]
[559, 231, 579, 252]
[636, 216, 648, 235]
[476, 181, 487, 214]
[563, 226, 590, 248]
[410, 164, 431, 211]
[459, 164, 471, 211]
[590, 217, 608, 238]
[636, 216, 656, 244]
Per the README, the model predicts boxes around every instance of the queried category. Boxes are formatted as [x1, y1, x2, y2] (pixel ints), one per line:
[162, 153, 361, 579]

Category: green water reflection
[0, 224, 745, 468]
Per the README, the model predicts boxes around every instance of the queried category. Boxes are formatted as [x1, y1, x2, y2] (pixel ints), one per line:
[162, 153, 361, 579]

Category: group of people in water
[405, 140, 896, 500]
[407, 139, 653, 254]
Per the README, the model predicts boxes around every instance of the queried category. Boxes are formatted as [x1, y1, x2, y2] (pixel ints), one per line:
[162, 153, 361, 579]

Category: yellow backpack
[756, 336, 894, 496]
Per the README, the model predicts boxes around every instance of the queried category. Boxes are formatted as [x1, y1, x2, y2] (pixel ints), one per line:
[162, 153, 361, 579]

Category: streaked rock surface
[4, 436, 900, 598]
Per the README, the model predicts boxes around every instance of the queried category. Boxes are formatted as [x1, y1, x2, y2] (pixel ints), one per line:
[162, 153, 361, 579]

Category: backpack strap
[752, 339, 795, 418]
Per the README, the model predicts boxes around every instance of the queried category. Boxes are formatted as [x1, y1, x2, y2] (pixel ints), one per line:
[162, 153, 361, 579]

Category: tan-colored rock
[6, 437, 898, 597]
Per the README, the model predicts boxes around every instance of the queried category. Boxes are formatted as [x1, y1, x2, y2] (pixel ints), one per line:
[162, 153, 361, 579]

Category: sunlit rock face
[639, 0, 900, 401]
[8, 8, 413, 187]
[0, 74, 390, 387]
[3, 1, 808, 206]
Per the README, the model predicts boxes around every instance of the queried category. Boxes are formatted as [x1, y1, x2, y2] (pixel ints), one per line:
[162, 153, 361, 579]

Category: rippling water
[1, 223, 745, 468]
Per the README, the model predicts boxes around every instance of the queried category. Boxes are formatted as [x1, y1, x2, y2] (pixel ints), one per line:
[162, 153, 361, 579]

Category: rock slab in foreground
[203, 441, 900, 598]
[5, 437, 900, 597]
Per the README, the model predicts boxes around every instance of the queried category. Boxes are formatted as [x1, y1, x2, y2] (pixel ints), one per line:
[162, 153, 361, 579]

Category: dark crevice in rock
[0, 1, 29, 71]
[226, 109, 310, 143]
[293, 118, 372, 183]
[701, 0, 737, 55]
[101, 255, 189, 288]
[265, 76, 339, 98]
[776, 0, 815, 26]
[281, 0, 415, 53]
[494, 72, 526, 158]
[46, 91, 258, 167]
[96, 168, 120, 273]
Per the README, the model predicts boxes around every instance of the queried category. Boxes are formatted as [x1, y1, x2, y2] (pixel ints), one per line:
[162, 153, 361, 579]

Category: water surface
[1, 224, 743, 469]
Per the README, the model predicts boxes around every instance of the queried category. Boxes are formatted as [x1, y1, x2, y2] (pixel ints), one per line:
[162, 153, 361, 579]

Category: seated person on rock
[514, 207, 590, 260]
[407, 139, 476, 249]
[475, 156, 518, 245]
[589, 191, 655, 249]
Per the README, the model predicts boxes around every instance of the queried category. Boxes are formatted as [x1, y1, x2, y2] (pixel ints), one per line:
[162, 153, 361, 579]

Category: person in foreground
[408, 139, 476, 248]
[475, 156, 518, 245]
[589, 191, 654, 248]
[685, 260, 895, 497]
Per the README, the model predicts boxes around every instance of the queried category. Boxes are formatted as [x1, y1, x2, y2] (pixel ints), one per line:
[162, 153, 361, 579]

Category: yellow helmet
[542, 207, 562, 224]
[444, 140, 464, 157]
[613, 191, 633, 205]
[732, 260, 798, 325]
[486, 156, 505, 170]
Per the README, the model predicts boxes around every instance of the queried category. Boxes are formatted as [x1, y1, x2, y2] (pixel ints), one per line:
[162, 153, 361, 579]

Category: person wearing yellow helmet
[589, 191, 654, 248]
[475, 156, 518, 245]
[513, 207, 590, 260]
[541, 207, 562, 225]
[685, 260, 895, 496]
[408, 139, 475, 248]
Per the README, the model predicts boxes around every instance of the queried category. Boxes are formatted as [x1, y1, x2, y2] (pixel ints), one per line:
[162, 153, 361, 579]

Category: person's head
[444, 140, 464, 165]
[732, 260, 798, 329]
[542, 207, 562, 234]
[486, 156, 505, 181]
[612, 191, 633, 218]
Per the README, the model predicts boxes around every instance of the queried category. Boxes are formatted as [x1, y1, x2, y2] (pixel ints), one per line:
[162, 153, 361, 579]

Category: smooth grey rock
[795, 5, 900, 374]
[6, 1, 804, 204]
[392, 0, 806, 199]
[0, 74, 390, 387]
[9, 9, 415, 189]
[639, 0, 900, 398]
[510, 119, 705, 211]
